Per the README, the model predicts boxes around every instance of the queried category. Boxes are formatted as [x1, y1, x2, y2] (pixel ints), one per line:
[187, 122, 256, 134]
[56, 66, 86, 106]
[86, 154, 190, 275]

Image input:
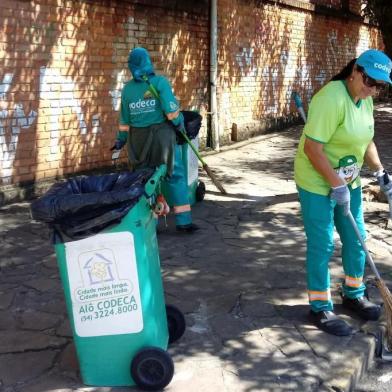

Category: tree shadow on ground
[1, 193, 381, 392]
[1, 105, 392, 391]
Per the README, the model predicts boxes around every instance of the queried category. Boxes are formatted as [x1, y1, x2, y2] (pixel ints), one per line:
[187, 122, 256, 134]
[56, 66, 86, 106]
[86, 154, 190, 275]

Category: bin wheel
[196, 181, 206, 202]
[131, 347, 174, 391]
[166, 304, 186, 344]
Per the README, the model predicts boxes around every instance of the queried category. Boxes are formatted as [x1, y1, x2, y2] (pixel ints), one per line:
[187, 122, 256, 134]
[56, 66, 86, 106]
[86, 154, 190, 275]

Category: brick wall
[217, 0, 382, 142]
[0, 0, 209, 197]
[0, 0, 383, 202]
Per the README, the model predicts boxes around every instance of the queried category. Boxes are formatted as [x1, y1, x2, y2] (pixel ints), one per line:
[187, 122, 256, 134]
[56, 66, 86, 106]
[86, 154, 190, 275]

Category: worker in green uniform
[294, 49, 392, 336]
[112, 47, 199, 233]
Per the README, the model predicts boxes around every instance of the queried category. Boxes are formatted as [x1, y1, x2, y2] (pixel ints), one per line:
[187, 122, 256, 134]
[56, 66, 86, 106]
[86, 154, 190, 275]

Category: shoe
[176, 223, 200, 233]
[342, 296, 381, 321]
[309, 310, 353, 336]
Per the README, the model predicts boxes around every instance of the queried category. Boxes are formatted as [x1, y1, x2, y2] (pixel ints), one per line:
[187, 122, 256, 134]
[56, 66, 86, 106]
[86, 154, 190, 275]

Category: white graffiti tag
[0, 73, 38, 180]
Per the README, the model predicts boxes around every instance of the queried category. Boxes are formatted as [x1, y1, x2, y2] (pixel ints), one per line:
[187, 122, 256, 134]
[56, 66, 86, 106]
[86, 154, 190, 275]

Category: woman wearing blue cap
[294, 49, 392, 336]
[111, 47, 199, 233]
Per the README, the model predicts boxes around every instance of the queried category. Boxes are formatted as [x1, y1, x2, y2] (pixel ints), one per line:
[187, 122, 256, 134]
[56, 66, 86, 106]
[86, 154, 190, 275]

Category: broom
[347, 211, 392, 350]
[143, 76, 227, 194]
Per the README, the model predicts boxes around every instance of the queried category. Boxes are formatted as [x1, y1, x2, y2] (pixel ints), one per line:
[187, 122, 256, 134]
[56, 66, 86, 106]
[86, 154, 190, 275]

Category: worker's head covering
[356, 49, 392, 84]
[128, 47, 155, 82]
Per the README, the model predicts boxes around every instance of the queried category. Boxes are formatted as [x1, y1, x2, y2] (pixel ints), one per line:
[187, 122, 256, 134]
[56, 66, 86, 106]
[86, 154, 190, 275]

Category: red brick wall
[0, 0, 209, 190]
[217, 0, 382, 142]
[0, 0, 383, 196]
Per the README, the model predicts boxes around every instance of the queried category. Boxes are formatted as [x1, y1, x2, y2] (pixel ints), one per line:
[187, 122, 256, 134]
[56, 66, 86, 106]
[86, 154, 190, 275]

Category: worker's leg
[298, 187, 353, 336]
[334, 187, 380, 321]
[334, 187, 366, 299]
[298, 187, 335, 312]
[165, 145, 193, 227]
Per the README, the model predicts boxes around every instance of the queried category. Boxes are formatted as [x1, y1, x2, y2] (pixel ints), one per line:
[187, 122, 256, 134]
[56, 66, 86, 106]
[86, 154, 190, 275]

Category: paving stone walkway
[1, 104, 392, 391]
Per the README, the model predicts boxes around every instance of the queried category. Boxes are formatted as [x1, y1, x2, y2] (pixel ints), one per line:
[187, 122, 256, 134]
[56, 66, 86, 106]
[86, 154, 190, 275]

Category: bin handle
[144, 164, 167, 197]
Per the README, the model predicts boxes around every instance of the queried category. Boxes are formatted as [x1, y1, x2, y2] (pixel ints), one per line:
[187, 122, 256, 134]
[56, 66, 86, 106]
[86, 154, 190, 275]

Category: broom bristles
[202, 163, 227, 194]
[375, 278, 392, 351]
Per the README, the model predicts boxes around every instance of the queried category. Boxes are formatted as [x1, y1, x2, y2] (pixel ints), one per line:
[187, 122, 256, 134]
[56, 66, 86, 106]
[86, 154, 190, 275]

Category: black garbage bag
[176, 110, 202, 145]
[31, 168, 154, 240]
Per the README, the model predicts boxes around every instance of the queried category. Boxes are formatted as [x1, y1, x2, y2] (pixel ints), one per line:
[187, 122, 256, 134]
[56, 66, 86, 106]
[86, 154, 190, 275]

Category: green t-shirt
[120, 75, 180, 128]
[294, 80, 374, 195]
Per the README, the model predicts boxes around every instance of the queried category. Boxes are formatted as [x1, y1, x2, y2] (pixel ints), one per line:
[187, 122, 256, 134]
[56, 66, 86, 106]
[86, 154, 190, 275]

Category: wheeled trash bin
[31, 165, 185, 391]
[162, 110, 205, 206]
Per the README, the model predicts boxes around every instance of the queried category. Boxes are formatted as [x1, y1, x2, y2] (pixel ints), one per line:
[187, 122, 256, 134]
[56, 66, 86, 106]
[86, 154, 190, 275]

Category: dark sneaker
[309, 310, 353, 336]
[342, 296, 381, 321]
[176, 223, 200, 233]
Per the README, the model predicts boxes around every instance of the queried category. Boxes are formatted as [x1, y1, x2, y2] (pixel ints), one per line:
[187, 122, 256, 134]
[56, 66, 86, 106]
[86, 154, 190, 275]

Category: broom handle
[389, 198, 392, 220]
[292, 91, 307, 123]
[143, 77, 209, 166]
[177, 128, 207, 165]
[347, 211, 382, 280]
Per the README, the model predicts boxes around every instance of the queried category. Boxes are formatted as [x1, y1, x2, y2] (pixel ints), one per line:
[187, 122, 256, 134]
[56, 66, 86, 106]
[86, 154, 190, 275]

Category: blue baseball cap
[356, 49, 392, 84]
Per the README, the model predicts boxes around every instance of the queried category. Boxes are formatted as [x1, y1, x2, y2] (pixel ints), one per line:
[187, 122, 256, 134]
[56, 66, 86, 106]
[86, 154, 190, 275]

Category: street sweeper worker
[111, 47, 199, 233]
[294, 49, 392, 336]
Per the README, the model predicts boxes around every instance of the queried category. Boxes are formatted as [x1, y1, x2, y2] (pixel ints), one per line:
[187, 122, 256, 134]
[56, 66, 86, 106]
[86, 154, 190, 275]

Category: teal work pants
[298, 186, 366, 312]
[164, 145, 192, 226]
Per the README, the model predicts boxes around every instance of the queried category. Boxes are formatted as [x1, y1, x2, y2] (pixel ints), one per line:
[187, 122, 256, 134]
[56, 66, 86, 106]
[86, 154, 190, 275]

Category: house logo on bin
[81, 249, 117, 285]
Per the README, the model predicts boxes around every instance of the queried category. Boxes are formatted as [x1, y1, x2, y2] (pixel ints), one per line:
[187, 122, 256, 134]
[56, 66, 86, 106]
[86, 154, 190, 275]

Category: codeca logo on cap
[374, 62, 391, 73]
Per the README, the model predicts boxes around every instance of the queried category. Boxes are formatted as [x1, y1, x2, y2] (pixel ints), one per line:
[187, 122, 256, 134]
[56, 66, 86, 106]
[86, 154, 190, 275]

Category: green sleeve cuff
[305, 134, 326, 144]
[117, 131, 128, 142]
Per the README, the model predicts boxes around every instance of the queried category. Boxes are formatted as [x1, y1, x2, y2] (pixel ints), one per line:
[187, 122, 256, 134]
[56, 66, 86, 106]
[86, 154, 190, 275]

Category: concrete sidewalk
[1, 105, 392, 391]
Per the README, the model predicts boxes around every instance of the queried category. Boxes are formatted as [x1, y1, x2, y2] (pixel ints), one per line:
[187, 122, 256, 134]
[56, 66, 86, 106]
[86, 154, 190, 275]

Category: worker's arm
[119, 124, 129, 132]
[153, 77, 185, 128]
[166, 110, 180, 121]
[304, 136, 350, 214]
[364, 140, 384, 172]
[111, 94, 130, 151]
[303, 137, 345, 187]
[365, 140, 392, 203]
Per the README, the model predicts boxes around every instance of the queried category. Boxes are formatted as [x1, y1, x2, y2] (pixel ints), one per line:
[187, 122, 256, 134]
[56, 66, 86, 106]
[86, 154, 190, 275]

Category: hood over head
[128, 47, 155, 81]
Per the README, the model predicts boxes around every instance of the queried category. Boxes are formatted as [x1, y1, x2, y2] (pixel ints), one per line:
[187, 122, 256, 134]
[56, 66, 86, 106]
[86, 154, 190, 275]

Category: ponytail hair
[331, 59, 357, 81]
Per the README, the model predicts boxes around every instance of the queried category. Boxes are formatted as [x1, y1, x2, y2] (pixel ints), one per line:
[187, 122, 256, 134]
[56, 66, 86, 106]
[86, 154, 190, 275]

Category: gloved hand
[376, 169, 392, 200]
[110, 139, 126, 151]
[110, 131, 128, 151]
[330, 184, 350, 216]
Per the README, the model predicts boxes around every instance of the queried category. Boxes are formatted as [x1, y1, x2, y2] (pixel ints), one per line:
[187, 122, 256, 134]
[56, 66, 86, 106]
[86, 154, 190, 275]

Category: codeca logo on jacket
[129, 98, 156, 110]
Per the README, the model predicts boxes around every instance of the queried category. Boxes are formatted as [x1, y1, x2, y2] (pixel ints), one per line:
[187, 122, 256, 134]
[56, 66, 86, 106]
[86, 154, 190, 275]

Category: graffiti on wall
[233, 19, 355, 118]
[326, 30, 338, 65]
[109, 69, 127, 111]
[0, 73, 38, 180]
[0, 73, 13, 100]
[235, 47, 258, 77]
[233, 41, 327, 117]
[39, 66, 88, 139]
[0, 67, 112, 180]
